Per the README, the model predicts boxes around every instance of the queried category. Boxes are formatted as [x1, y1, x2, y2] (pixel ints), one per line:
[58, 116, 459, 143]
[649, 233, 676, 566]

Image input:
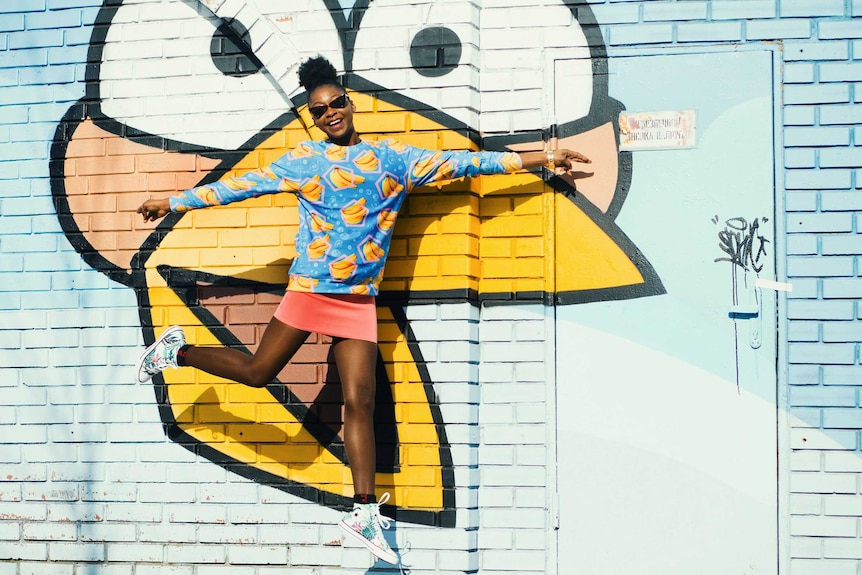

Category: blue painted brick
[712, 0, 776, 20]
[781, 0, 845, 17]
[1, 0, 47, 12]
[821, 62, 862, 83]
[80, 289, 137, 309]
[0, 47, 48, 69]
[785, 126, 850, 146]
[18, 65, 76, 86]
[1, 215, 32, 234]
[789, 343, 857, 365]
[787, 256, 854, 277]
[48, 0, 99, 8]
[787, 213, 853, 233]
[786, 169, 851, 190]
[821, 191, 862, 211]
[787, 278, 818, 299]
[609, 23, 674, 46]
[823, 278, 862, 299]
[788, 364, 820, 385]
[0, 234, 57, 253]
[789, 322, 820, 342]
[746, 19, 811, 41]
[819, 20, 862, 40]
[784, 41, 849, 61]
[787, 235, 818, 255]
[0, 255, 24, 272]
[823, 366, 862, 385]
[789, 300, 855, 320]
[785, 148, 816, 167]
[589, 4, 639, 24]
[784, 106, 815, 126]
[821, 148, 862, 169]
[0, 292, 22, 310]
[0, 272, 51, 292]
[822, 236, 862, 255]
[678, 21, 742, 43]
[643, 2, 707, 21]
[823, 408, 862, 429]
[0, 14, 25, 32]
[7, 29, 64, 50]
[820, 104, 862, 126]
[786, 191, 818, 211]
[823, 323, 862, 343]
[25, 9, 81, 30]
[784, 63, 815, 84]
[784, 85, 850, 106]
[0, 197, 55, 216]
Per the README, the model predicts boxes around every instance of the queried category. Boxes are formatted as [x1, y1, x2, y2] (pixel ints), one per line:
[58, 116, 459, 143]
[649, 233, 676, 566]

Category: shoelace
[374, 492, 391, 530]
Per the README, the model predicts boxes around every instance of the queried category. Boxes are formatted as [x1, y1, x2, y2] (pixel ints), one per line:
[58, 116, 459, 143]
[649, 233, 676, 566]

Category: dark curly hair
[297, 56, 343, 95]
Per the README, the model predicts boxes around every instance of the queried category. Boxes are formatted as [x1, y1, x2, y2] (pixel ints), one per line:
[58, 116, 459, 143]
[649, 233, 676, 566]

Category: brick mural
[1, 1, 861, 574]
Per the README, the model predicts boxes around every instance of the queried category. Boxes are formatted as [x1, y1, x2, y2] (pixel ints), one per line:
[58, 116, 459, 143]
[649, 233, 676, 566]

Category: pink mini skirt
[274, 291, 378, 343]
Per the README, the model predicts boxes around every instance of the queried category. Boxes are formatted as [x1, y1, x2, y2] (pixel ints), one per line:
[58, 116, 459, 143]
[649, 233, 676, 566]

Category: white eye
[97, 0, 342, 150]
[478, 2, 593, 135]
[352, 0, 480, 131]
[352, 0, 596, 136]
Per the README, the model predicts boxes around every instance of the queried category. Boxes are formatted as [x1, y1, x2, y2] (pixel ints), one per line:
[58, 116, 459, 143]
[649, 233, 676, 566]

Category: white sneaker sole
[338, 519, 399, 565]
[135, 325, 184, 384]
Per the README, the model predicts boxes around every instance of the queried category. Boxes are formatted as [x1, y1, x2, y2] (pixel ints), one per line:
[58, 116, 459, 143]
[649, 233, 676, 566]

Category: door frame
[541, 42, 788, 575]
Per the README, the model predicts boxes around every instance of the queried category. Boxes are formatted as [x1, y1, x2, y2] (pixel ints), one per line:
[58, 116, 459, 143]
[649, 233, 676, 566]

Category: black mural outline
[49, 0, 663, 526]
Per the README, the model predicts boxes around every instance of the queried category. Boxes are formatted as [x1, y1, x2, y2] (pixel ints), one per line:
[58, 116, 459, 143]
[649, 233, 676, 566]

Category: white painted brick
[21, 522, 76, 541]
[791, 472, 858, 494]
[791, 536, 823, 558]
[481, 465, 546, 487]
[287, 544, 343, 566]
[78, 523, 136, 542]
[791, 450, 823, 471]
[137, 483, 195, 503]
[71, 564, 132, 575]
[200, 483, 259, 504]
[228, 503, 289, 524]
[825, 538, 862, 559]
[227, 544, 288, 564]
[135, 566, 191, 575]
[791, 515, 858, 537]
[0, 521, 20, 540]
[825, 452, 862, 473]
[790, 559, 859, 575]
[138, 523, 197, 544]
[105, 543, 164, 562]
[481, 507, 545, 529]
[19, 561, 76, 575]
[46, 502, 101, 523]
[791, 428, 857, 451]
[790, 493, 823, 515]
[197, 567, 255, 575]
[48, 542, 105, 562]
[198, 524, 258, 544]
[167, 504, 227, 525]
[23, 485, 78, 502]
[165, 544, 227, 564]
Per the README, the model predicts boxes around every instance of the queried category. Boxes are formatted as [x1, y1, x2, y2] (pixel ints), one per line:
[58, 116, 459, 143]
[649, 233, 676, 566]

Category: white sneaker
[135, 326, 186, 383]
[338, 492, 399, 564]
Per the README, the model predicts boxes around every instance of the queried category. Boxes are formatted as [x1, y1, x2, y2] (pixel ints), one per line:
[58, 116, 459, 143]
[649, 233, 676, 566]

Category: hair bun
[298, 56, 341, 93]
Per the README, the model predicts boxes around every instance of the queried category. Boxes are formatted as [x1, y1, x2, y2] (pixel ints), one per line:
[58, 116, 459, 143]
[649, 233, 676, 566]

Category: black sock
[354, 493, 377, 505]
[176, 345, 192, 366]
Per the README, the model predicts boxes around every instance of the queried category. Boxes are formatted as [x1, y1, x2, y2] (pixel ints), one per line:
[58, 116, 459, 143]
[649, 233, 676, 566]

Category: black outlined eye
[409, 26, 462, 78]
[353, 1, 478, 131]
[210, 18, 263, 78]
[96, 0, 287, 150]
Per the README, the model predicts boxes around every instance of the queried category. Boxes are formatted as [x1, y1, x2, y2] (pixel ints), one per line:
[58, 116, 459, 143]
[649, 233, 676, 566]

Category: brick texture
[2, 1, 861, 574]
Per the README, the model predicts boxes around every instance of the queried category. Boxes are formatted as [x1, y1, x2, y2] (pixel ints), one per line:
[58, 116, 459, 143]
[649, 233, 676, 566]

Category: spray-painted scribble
[712, 215, 771, 392]
[713, 215, 769, 274]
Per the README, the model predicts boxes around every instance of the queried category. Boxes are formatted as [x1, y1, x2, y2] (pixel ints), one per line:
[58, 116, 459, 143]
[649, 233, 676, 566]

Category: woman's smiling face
[309, 84, 359, 145]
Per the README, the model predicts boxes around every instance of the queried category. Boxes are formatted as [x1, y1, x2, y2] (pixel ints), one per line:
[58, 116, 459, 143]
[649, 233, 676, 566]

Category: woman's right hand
[137, 198, 171, 223]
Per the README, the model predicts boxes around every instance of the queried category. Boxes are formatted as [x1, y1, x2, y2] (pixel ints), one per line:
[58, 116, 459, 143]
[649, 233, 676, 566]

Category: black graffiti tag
[713, 216, 769, 273]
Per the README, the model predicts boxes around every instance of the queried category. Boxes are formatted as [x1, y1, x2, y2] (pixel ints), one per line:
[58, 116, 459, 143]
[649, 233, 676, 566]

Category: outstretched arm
[136, 156, 307, 223]
[518, 149, 591, 173]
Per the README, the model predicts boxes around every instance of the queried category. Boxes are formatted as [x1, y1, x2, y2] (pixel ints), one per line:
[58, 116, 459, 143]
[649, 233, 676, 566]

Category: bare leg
[183, 317, 310, 388]
[332, 337, 378, 496]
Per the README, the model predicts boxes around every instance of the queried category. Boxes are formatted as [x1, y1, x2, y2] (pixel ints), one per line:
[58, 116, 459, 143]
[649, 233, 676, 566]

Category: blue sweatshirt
[170, 138, 523, 295]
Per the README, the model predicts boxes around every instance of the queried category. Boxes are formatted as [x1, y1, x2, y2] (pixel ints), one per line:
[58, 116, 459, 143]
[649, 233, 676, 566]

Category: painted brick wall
[1, 1, 860, 574]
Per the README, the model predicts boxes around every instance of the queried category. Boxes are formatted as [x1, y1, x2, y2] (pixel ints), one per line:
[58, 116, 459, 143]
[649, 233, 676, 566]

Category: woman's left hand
[552, 149, 591, 172]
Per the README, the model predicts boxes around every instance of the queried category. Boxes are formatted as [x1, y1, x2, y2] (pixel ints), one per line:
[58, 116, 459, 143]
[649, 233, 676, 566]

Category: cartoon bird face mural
[51, 0, 663, 526]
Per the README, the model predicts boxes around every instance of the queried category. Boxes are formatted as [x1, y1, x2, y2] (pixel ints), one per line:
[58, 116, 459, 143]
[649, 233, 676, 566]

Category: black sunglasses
[308, 94, 350, 119]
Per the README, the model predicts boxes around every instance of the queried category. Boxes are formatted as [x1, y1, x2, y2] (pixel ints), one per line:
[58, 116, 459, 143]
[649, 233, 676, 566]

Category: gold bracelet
[546, 151, 555, 170]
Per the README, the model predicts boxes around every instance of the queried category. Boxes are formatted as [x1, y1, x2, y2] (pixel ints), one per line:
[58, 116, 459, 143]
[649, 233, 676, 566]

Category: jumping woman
[135, 55, 590, 564]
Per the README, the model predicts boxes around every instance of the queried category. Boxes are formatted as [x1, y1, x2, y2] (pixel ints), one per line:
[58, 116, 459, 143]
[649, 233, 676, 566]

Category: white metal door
[553, 50, 778, 575]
